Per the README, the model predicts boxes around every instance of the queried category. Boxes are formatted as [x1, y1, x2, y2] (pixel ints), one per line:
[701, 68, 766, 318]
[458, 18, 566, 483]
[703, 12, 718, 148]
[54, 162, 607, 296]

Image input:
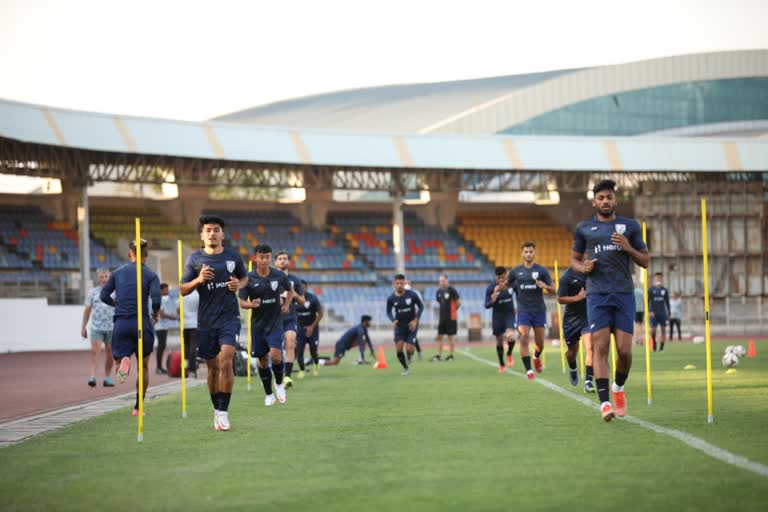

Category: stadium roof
[1, 50, 768, 173]
[214, 50, 768, 137]
[1, 98, 767, 172]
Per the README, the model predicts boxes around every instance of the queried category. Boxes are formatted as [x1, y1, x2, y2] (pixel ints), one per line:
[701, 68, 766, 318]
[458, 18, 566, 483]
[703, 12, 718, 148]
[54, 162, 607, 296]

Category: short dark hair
[198, 215, 226, 231]
[494, 266, 506, 276]
[255, 244, 273, 255]
[521, 241, 535, 250]
[394, 274, 406, 281]
[301, 279, 308, 287]
[593, 179, 616, 195]
[275, 251, 289, 259]
[361, 315, 372, 323]
[160, 283, 169, 290]
[128, 238, 148, 257]
[654, 272, 663, 277]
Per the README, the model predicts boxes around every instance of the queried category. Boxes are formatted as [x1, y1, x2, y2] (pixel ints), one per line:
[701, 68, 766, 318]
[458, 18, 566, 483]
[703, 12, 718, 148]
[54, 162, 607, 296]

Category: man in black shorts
[431, 275, 461, 362]
[557, 266, 594, 391]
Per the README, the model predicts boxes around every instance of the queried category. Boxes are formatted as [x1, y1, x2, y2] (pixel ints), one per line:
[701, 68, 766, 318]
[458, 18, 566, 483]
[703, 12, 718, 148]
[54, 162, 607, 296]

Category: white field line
[459, 349, 768, 479]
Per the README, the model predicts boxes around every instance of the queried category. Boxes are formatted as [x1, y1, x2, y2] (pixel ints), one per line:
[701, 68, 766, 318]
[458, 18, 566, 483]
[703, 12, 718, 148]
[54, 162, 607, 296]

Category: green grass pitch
[1, 340, 766, 512]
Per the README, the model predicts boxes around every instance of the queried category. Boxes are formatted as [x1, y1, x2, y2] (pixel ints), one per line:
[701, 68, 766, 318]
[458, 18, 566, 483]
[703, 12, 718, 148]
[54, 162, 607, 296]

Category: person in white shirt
[183, 289, 200, 377]
[669, 292, 682, 341]
[155, 283, 179, 374]
[81, 268, 115, 387]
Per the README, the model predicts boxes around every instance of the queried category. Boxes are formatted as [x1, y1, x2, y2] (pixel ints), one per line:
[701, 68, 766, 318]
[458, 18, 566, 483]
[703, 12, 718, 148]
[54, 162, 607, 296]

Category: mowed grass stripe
[0, 344, 766, 512]
[459, 348, 768, 478]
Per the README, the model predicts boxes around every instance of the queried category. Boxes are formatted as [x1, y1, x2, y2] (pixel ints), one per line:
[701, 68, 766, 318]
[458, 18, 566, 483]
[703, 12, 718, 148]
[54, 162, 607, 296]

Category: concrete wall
[0, 298, 85, 352]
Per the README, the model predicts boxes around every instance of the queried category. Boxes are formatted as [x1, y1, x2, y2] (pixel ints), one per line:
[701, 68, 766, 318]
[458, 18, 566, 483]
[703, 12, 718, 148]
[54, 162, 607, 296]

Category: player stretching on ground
[100, 240, 160, 416]
[295, 279, 323, 377]
[431, 275, 460, 362]
[180, 215, 248, 431]
[82, 267, 115, 387]
[275, 251, 305, 387]
[508, 242, 555, 380]
[404, 280, 423, 362]
[557, 266, 594, 391]
[325, 315, 373, 366]
[239, 244, 294, 406]
[387, 274, 424, 375]
[485, 266, 516, 373]
[572, 179, 649, 421]
[648, 272, 670, 352]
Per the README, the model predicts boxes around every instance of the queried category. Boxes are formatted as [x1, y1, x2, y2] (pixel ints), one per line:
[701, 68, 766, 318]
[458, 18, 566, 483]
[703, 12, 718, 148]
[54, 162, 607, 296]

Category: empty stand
[457, 212, 573, 270]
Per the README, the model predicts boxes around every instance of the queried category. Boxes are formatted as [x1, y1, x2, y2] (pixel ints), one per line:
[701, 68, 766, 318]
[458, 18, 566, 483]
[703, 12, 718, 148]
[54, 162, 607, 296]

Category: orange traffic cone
[747, 339, 757, 358]
[373, 345, 388, 369]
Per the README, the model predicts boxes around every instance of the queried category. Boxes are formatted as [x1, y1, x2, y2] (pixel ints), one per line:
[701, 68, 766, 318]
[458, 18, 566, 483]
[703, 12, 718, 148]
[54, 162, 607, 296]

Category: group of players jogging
[99, 178, 647, 426]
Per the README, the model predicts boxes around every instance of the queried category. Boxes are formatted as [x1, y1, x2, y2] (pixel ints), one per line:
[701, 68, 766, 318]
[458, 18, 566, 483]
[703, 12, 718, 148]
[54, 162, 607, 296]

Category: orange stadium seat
[457, 212, 573, 270]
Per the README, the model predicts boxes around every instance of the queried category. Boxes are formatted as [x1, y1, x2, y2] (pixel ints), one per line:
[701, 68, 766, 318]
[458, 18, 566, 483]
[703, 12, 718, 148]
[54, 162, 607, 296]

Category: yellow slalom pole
[579, 336, 586, 379]
[642, 222, 653, 405]
[553, 260, 567, 374]
[135, 218, 144, 443]
[177, 240, 187, 418]
[247, 260, 253, 391]
[701, 198, 714, 424]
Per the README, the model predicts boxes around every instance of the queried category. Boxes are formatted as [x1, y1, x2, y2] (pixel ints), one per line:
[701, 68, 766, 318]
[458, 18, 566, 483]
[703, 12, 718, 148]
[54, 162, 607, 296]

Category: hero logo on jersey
[226, 260, 236, 273]
[405, 298, 412, 306]
[615, 224, 626, 235]
[270, 280, 278, 291]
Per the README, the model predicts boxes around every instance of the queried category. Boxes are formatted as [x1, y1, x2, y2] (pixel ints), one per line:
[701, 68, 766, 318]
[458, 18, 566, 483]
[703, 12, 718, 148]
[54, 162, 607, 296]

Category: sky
[0, 0, 766, 121]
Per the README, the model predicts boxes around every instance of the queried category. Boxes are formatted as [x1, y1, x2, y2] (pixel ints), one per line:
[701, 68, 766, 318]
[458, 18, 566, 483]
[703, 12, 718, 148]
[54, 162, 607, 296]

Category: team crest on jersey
[532, 272, 539, 280]
[444, 292, 450, 300]
[226, 260, 236, 273]
[270, 280, 278, 291]
[405, 298, 412, 305]
[615, 224, 626, 235]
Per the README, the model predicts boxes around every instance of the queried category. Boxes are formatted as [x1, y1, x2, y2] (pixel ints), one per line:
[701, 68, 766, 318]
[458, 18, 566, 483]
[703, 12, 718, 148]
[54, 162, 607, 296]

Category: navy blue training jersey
[281, 273, 304, 319]
[507, 263, 552, 313]
[100, 262, 161, 320]
[386, 290, 424, 323]
[338, 324, 369, 350]
[484, 281, 515, 319]
[181, 247, 247, 330]
[239, 267, 292, 333]
[296, 292, 322, 327]
[572, 215, 646, 295]
[557, 268, 588, 328]
[648, 286, 670, 316]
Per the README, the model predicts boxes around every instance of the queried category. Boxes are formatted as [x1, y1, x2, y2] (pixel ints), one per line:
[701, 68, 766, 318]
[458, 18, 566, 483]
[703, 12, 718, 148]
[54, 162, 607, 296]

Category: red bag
[166, 351, 183, 378]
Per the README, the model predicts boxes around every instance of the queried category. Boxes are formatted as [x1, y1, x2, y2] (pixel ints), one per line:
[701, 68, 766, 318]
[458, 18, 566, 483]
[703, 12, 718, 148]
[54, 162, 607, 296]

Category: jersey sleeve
[100, 274, 117, 307]
[149, 274, 161, 314]
[279, 274, 292, 292]
[628, 220, 647, 251]
[557, 274, 569, 298]
[293, 278, 304, 297]
[413, 292, 424, 318]
[386, 297, 395, 322]
[484, 284, 494, 309]
[233, 254, 247, 279]
[452, 287, 460, 300]
[84, 289, 94, 307]
[540, 268, 553, 285]
[572, 223, 587, 253]
[238, 277, 252, 301]
[181, 254, 197, 284]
